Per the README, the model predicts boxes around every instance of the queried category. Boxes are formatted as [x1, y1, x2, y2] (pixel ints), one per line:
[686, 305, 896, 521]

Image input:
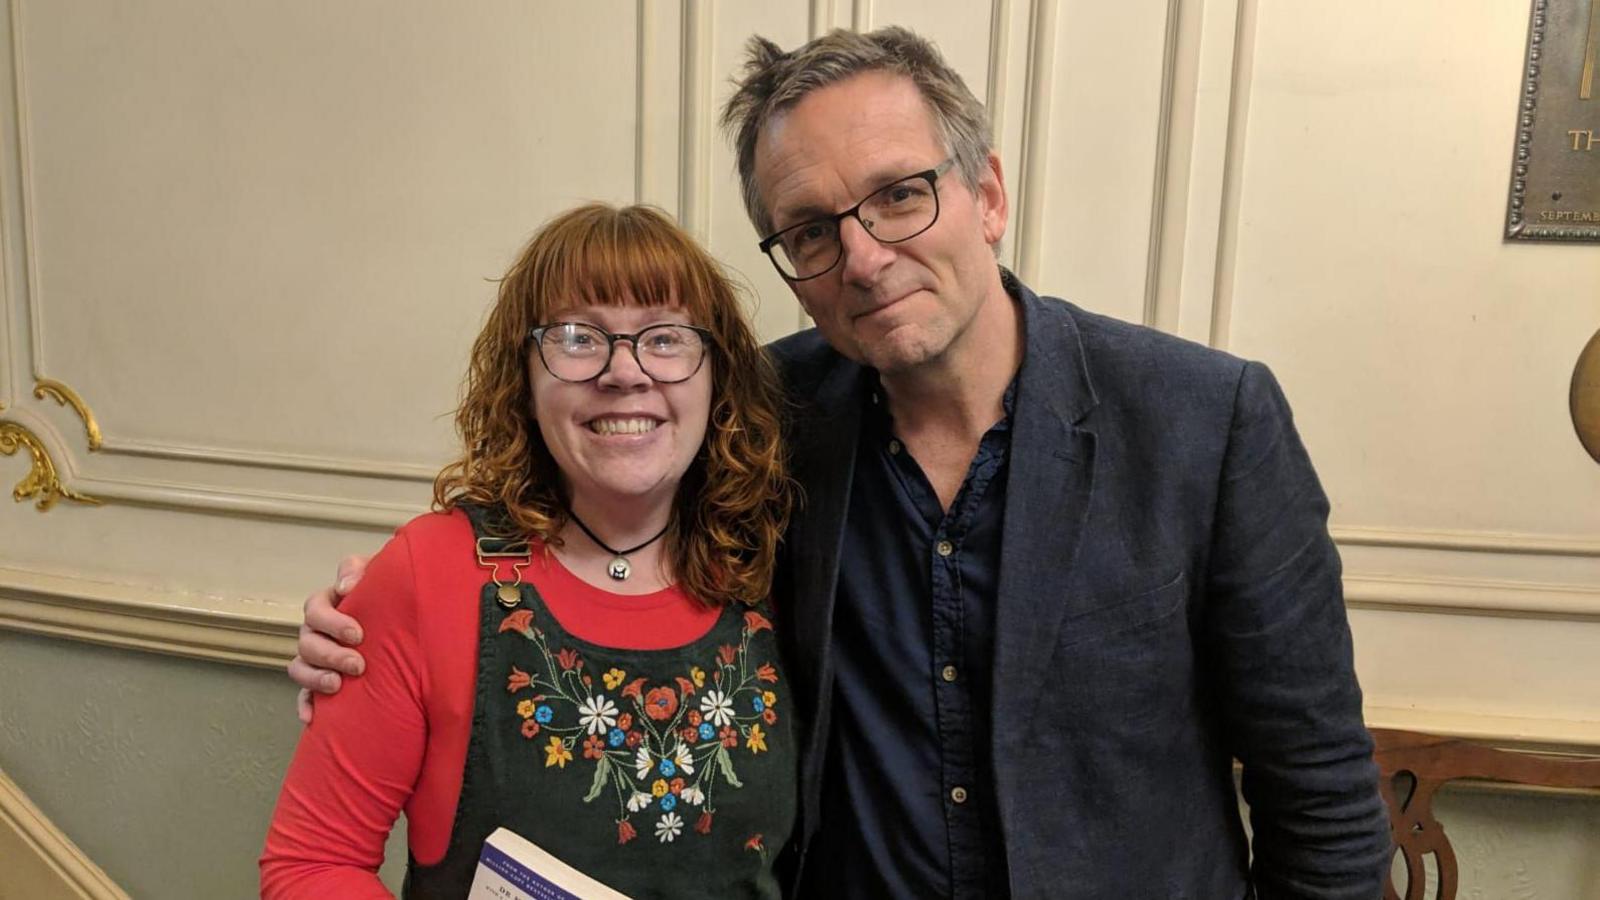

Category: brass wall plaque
[1506, 0, 1600, 241]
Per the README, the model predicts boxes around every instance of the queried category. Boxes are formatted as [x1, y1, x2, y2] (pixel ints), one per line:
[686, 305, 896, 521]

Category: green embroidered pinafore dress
[403, 505, 796, 899]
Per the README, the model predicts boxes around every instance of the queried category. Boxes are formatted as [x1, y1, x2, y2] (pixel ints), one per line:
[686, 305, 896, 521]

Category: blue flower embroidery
[659, 759, 677, 778]
[534, 705, 554, 724]
[608, 727, 626, 748]
[752, 696, 766, 713]
[659, 793, 678, 812]
[698, 722, 714, 741]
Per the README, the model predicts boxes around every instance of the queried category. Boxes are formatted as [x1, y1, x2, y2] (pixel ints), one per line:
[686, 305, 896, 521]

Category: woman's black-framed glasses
[757, 159, 955, 282]
[528, 322, 713, 384]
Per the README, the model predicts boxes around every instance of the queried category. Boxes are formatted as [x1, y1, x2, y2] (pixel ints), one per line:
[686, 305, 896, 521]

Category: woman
[261, 204, 796, 898]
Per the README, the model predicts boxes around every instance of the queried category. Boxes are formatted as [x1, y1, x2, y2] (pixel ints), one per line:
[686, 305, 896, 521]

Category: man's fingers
[287, 652, 345, 694]
[296, 624, 365, 676]
[334, 554, 372, 599]
[304, 587, 364, 646]
[296, 688, 315, 725]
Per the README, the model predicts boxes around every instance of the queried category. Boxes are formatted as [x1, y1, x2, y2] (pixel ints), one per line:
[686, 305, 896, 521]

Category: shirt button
[888, 439, 902, 455]
[951, 786, 968, 804]
[941, 665, 958, 682]
[935, 540, 954, 557]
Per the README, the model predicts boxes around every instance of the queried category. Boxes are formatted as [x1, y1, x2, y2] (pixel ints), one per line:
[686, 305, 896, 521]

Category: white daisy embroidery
[680, 785, 705, 806]
[655, 812, 684, 843]
[672, 741, 696, 776]
[626, 791, 653, 813]
[577, 694, 618, 735]
[699, 689, 734, 727]
[634, 745, 653, 780]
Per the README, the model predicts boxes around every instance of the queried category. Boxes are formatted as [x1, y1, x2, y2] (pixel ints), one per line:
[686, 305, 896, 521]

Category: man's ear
[978, 151, 1008, 247]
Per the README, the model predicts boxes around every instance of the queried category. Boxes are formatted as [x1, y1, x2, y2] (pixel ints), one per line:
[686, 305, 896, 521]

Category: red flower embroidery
[680, 726, 699, 744]
[582, 734, 605, 760]
[556, 648, 581, 671]
[621, 678, 647, 702]
[644, 686, 679, 721]
[506, 667, 531, 693]
[521, 719, 540, 739]
[718, 725, 739, 748]
[717, 644, 738, 666]
[744, 610, 773, 633]
[762, 708, 777, 725]
[695, 811, 714, 835]
[617, 819, 637, 844]
[745, 834, 765, 852]
[625, 731, 643, 749]
[756, 663, 779, 684]
[616, 712, 633, 731]
[675, 676, 697, 698]
[498, 609, 533, 634]
[687, 710, 702, 727]
[669, 777, 685, 795]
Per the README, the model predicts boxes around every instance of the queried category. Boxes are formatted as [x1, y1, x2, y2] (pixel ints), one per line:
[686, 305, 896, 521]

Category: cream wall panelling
[4, 0, 1598, 761]
[0, 767, 130, 900]
[0, 0, 657, 528]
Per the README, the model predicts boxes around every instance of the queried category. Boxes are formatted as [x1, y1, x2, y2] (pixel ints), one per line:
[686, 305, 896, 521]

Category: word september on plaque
[469, 828, 631, 900]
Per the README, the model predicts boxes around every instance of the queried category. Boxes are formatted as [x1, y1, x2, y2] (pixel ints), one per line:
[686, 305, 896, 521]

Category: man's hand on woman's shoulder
[287, 554, 372, 724]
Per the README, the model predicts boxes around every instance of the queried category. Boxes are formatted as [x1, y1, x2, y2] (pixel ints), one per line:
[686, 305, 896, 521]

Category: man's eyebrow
[770, 164, 930, 230]
[771, 202, 835, 229]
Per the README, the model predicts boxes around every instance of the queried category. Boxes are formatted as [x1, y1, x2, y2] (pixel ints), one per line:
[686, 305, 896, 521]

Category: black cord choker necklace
[567, 512, 670, 581]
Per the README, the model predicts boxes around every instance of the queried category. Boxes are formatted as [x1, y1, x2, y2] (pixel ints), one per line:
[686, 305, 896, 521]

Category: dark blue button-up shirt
[809, 379, 1015, 899]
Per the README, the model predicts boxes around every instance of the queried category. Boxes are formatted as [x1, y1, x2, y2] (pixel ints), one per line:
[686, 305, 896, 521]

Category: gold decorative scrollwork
[0, 421, 101, 511]
[33, 378, 102, 450]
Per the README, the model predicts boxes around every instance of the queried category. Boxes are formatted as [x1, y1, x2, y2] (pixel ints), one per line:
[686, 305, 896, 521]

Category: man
[291, 27, 1390, 898]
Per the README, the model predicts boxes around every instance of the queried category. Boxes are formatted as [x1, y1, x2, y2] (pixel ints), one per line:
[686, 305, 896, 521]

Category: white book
[467, 827, 632, 900]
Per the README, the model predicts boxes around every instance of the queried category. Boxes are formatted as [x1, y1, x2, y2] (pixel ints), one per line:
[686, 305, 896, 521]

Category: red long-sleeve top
[259, 510, 721, 899]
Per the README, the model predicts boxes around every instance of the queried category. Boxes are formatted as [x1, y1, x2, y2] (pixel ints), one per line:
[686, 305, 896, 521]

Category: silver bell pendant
[607, 556, 632, 581]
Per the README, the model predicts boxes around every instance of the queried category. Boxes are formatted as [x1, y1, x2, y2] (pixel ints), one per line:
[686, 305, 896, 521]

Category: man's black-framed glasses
[758, 159, 955, 282]
[528, 322, 713, 384]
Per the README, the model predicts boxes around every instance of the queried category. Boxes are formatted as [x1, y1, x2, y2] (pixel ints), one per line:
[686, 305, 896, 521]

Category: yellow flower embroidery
[747, 724, 768, 754]
[517, 699, 536, 719]
[651, 778, 669, 798]
[544, 736, 572, 769]
[762, 691, 777, 708]
[690, 666, 706, 688]
[603, 668, 627, 690]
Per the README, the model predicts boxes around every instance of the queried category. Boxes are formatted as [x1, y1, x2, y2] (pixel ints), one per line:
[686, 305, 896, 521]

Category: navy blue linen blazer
[768, 277, 1390, 898]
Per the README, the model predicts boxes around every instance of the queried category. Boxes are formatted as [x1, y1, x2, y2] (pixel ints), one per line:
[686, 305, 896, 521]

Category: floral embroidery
[644, 686, 679, 721]
[500, 604, 782, 844]
[655, 812, 684, 843]
[577, 695, 618, 735]
[699, 690, 734, 727]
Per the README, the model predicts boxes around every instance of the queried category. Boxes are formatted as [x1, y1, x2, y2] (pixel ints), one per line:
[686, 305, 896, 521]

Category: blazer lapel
[782, 353, 866, 825]
[993, 285, 1100, 733]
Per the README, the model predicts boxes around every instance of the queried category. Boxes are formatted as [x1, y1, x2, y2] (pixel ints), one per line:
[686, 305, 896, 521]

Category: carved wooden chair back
[1368, 727, 1600, 900]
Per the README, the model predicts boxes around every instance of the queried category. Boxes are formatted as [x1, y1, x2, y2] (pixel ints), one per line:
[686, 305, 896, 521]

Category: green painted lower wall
[2, 630, 1597, 898]
[0, 631, 406, 899]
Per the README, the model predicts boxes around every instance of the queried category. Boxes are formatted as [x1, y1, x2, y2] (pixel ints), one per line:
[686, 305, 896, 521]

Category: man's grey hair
[719, 27, 993, 237]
